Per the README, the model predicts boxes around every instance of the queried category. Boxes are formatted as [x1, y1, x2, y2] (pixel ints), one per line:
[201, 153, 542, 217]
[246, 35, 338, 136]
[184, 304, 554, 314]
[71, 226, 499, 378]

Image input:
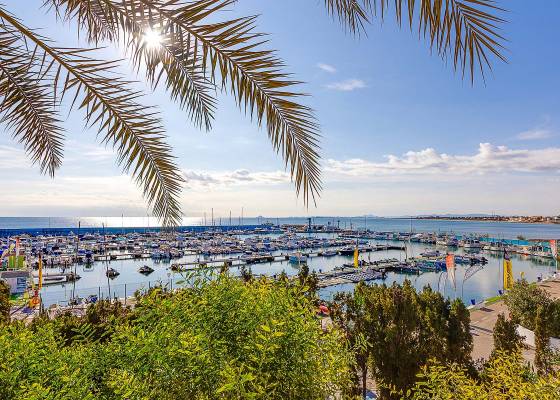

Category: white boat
[462, 239, 482, 250]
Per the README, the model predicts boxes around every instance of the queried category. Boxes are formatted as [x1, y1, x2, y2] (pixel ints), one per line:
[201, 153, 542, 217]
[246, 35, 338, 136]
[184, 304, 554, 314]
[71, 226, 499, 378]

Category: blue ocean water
[1, 216, 559, 239]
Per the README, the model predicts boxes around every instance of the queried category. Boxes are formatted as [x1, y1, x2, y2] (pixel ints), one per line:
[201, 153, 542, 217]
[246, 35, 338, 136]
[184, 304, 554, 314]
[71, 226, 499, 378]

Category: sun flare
[142, 28, 162, 49]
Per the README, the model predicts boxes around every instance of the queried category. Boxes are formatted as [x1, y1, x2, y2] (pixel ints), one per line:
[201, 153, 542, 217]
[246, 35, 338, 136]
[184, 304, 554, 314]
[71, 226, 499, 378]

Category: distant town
[415, 215, 560, 224]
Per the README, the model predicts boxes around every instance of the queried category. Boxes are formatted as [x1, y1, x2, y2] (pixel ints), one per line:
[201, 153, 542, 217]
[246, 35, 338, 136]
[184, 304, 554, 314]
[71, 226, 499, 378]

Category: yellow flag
[38, 255, 43, 290]
[353, 247, 359, 268]
[503, 259, 513, 290]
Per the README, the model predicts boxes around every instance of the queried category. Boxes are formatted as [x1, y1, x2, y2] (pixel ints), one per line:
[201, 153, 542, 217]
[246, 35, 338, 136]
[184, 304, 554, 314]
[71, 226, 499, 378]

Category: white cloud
[325, 143, 560, 177]
[317, 63, 337, 73]
[183, 169, 290, 188]
[325, 79, 366, 91]
[516, 129, 553, 141]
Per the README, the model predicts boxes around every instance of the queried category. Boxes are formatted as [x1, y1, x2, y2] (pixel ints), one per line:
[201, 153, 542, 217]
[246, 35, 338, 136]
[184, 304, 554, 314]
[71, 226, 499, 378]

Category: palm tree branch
[132, 0, 322, 203]
[47, 0, 217, 130]
[0, 7, 184, 226]
[324, 0, 507, 82]
[0, 28, 64, 177]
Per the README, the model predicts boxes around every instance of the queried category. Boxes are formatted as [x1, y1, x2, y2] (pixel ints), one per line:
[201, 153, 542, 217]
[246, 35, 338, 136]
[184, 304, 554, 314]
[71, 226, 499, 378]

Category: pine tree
[492, 313, 523, 357]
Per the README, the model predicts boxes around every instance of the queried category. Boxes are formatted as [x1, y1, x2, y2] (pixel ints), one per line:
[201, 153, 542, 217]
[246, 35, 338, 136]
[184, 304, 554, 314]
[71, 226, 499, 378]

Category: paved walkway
[470, 278, 560, 362]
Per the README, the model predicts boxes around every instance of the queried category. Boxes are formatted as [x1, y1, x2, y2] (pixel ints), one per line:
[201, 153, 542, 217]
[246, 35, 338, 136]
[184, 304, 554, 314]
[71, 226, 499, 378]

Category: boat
[288, 252, 308, 263]
[420, 249, 440, 257]
[106, 268, 120, 278]
[461, 238, 482, 251]
[436, 238, 458, 247]
[321, 250, 337, 257]
[33, 272, 81, 286]
[139, 265, 154, 275]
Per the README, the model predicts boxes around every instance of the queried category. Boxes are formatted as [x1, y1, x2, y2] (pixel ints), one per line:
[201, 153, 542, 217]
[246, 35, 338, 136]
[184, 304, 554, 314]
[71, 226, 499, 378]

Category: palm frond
[50, 0, 322, 204]
[0, 28, 64, 177]
[324, 0, 370, 34]
[0, 8, 184, 226]
[324, 0, 507, 82]
[48, 0, 217, 130]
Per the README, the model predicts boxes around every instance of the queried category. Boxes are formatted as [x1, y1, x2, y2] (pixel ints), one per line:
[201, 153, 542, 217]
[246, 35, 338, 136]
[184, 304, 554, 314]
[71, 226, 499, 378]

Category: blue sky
[1, 0, 560, 219]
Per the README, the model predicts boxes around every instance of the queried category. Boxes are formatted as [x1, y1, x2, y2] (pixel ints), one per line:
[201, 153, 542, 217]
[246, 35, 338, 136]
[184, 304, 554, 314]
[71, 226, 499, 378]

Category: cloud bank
[183, 169, 290, 188]
[326, 143, 560, 177]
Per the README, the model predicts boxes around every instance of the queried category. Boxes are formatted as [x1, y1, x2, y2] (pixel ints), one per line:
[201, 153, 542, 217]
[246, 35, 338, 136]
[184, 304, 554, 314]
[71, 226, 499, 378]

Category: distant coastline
[412, 215, 560, 224]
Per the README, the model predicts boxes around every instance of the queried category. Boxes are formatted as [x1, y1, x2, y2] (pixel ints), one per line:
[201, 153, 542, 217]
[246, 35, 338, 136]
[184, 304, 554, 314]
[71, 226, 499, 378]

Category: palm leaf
[0, 28, 64, 177]
[0, 8, 184, 226]
[49, 0, 322, 205]
[324, 0, 507, 82]
[47, 0, 217, 130]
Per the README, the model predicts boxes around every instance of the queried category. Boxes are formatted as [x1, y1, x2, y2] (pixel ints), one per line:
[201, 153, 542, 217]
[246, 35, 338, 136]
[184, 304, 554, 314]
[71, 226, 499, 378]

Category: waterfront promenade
[470, 277, 560, 363]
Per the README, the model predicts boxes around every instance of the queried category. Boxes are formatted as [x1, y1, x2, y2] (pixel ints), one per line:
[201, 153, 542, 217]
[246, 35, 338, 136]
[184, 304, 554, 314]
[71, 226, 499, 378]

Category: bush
[0, 275, 351, 399]
[409, 351, 560, 399]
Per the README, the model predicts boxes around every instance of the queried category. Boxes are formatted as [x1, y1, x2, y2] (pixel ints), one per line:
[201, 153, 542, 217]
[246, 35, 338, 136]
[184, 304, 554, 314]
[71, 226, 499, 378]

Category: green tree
[0, 1, 506, 225]
[491, 313, 523, 357]
[0, 280, 9, 325]
[332, 285, 371, 399]
[333, 281, 475, 399]
[535, 305, 553, 375]
[447, 299, 473, 367]
[505, 279, 551, 330]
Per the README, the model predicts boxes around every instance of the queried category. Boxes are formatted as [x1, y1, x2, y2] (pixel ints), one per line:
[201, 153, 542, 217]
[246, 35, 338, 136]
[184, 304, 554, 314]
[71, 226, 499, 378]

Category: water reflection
[39, 234, 558, 307]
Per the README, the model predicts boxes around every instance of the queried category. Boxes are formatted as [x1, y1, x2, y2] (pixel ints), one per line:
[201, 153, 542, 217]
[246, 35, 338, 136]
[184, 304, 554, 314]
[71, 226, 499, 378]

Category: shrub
[409, 351, 560, 399]
[0, 275, 351, 399]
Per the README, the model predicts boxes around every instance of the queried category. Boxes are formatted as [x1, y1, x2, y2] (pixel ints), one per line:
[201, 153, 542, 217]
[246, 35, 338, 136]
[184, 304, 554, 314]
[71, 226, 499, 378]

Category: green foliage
[535, 306, 554, 375]
[409, 351, 560, 399]
[0, 280, 9, 325]
[332, 280, 473, 399]
[0, 275, 351, 399]
[505, 280, 550, 330]
[492, 313, 524, 357]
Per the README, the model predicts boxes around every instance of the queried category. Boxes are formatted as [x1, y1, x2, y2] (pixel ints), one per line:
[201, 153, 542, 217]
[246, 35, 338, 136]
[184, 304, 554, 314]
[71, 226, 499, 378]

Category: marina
[1, 219, 559, 310]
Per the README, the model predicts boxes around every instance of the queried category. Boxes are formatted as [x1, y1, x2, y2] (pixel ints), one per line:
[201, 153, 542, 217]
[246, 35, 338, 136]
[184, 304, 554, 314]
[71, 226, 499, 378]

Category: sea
[1, 216, 560, 239]
[2, 216, 559, 307]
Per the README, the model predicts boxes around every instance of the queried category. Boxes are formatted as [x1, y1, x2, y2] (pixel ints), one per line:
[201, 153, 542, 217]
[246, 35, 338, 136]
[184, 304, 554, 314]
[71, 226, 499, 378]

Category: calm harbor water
[2, 217, 558, 306]
[36, 233, 559, 307]
[2, 216, 560, 239]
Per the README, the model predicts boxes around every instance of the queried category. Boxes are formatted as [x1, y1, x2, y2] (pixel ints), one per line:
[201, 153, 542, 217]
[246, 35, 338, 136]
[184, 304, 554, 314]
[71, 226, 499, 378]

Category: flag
[38, 254, 43, 290]
[446, 253, 456, 289]
[503, 258, 513, 290]
[353, 247, 359, 268]
[550, 239, 558, 260]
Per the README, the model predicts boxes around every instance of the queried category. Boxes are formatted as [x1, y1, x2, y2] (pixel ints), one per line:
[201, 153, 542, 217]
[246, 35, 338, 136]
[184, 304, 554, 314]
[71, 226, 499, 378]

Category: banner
[446, 253, 456, 289]
[503, 259, 513, 290]
[550, 239, 559, 260]
[353, 247, 359, 268]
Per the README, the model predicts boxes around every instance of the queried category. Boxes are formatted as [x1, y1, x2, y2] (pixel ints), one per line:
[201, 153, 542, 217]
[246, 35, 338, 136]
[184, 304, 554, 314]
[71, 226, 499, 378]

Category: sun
[142, 28, 162, 49]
